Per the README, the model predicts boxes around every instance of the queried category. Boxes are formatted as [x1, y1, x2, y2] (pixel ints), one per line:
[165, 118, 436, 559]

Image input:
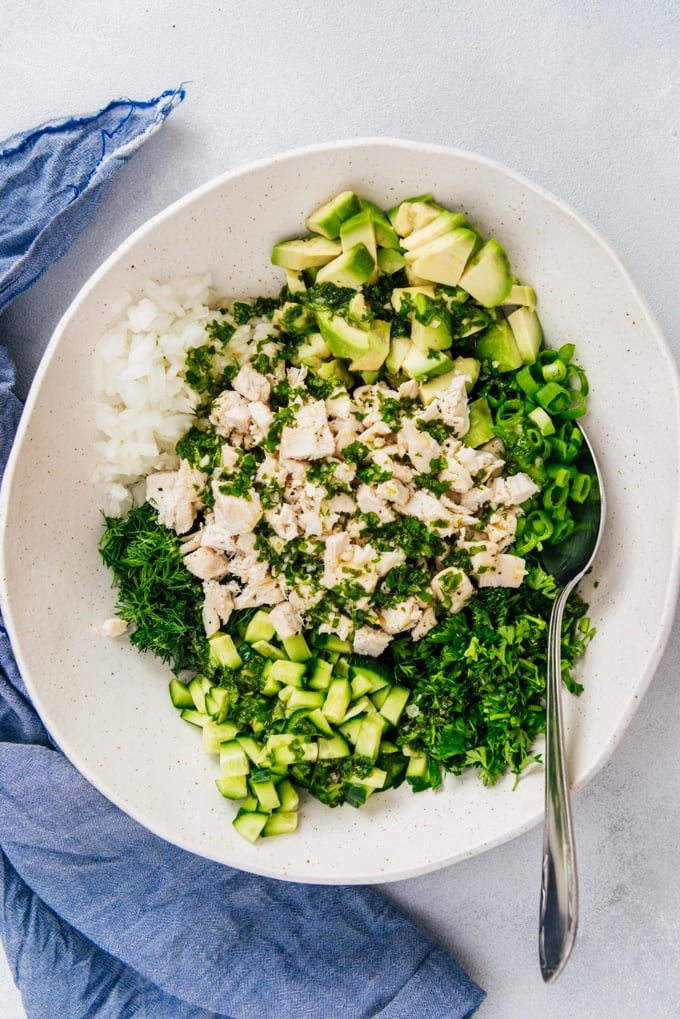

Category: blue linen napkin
[0, 96, 486, 1019]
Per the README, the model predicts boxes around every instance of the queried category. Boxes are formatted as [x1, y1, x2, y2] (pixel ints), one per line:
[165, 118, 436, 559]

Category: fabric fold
[0, 95, 486, 1018]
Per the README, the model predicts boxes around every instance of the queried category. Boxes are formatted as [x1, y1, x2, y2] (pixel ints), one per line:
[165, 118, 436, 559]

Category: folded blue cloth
[0, 97, 486, 1019]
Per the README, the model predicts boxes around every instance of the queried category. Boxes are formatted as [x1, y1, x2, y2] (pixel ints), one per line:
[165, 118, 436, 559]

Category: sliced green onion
[516, 364, 541, 397]
[541, 359, 567, 383]
[528, 405, 555, 436]
[535, 382, 570, 414]
[570, 472, 592, 503]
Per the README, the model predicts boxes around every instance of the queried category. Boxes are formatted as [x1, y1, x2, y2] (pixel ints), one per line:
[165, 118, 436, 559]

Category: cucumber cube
[263, 810, 299, 837]
[244, 610, 276, 644]
[208, 633, 242, 670]
[276, 778, 300, 812]
[354, 713, 385, 760]
[249, 768, 281, 812]
[202, 719, 240, 754]
[232, 810, 269, 844]
[378, 685, 410, 727]
[215, 774, 249, 800]
[168, 677, 194, 710]
[219, 740, 251, 778]
[321, 678, 351, 725]
[282, 633, 313, 663]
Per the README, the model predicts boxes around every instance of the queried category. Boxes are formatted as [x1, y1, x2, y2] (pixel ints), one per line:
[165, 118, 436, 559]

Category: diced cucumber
[244, 610, 276, 644]
[307, 707, 335, 736]
[285, 688, 326, 713]
[266, 733, 318, 766]
[276, 778, 300, 811]
[405, 750, 429, 785]
[354, 713, 386, 760]
[349, 655, 392, 691]
[208, 633, 242, 670]
[338, 714, 365, 746]
[316, 733, 351, 759]
[251, 640, 287, 661]
[188, 675, 213, 713]
[215, 774, 249, 800]
[266, 658, 307, 687]
[321, 677, 352, 724]
[236, 734, 267, 766]
[204, 686, 230, 719]
[219, 740, 251, 778]
[347, 766, 387, 790]
[202, 719, 240, 754]
[260, 672, 283, 697]
[341, 696, 375, 723]
[307, 657, 334, 691]
[168, 677, 194, 710]
[312, 632, 353, 654]
[249, 768, 281, 811]
[282, 633, 313, 663]
[233, 810, 269, 844]
[263, 810, 298, 837]
[378, 685, 411, 727]
[180, 707, 210, 728]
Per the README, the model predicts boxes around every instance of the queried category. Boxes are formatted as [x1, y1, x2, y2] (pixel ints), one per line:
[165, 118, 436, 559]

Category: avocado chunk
[419, 357, 480, 403]
[359, 199, 401, 249]
[272, 236, 341, 271]
[315, 309, 371, 362]
[385, 334, 411, 375]
[508, 306, 543, 363]
[410, 297, 453, 352]
[463, 397, 495, 447]
[502, 283, 537, 308]
[400, 210, 469, 251]
[401, 343, 454, 382]
[458, 239, 512, 307]
[376, 248, 406, 275]
[390, 285, 436, 313]
[388, 196, 443, 236]
[284, 268, 307, 294]
[409, 228, 478, 287]
[348, 319, 390, 372]
[315, 242, 375, 288]
[305, 190, 362, 239]
[475, 320, 523, 372]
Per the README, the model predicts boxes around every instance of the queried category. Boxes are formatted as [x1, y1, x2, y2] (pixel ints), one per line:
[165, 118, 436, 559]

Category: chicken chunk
[232, 363, 271, 403]
[146, 460, 206, 535]
[183, 546, 231, 580]
[279, 400, 336, 460]
[352, 625, 393, 658]
[212, 488, 263, 535]
[202, 580, 234, 636]
[269, 601, 303, 639]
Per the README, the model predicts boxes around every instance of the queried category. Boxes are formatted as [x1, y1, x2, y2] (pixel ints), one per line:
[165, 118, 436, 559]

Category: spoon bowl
[538, 425, 606, 983]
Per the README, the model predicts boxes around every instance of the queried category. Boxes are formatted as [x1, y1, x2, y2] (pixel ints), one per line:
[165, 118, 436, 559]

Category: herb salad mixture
[98, 190, 594, 843]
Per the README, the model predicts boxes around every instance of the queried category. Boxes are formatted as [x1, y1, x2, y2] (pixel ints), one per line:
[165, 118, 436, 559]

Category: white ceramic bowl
[2, 139, 679, 884]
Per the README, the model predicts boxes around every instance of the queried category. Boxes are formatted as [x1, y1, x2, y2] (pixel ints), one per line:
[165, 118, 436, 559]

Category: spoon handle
[539, 582, 579, 983]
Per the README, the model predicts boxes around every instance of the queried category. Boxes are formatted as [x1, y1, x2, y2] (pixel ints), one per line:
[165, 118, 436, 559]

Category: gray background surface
[1, 2, 679, 1016]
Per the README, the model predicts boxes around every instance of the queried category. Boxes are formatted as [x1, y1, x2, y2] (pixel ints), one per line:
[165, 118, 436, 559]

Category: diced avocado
[400, 210, 469, 251]
[385, 334, 412, 375]
[410, 316, 452, 352]
[390, 285, 436, 313]
[359, 199, 402, 249]
[401, 344, 454, 382]
[463, 397, 495, 447]
[305, 189, 362, 239]
[476, 319, 523, 372]
[388, 196, 442, 236]
[295, 332, 332, 369]
[315, 242, 375, 288]
[273, 301, 314, 335]
[284, 268, 307, 294]
[404, 263, 431, 286]
[271, 235, 341, 271]
[409, 228, 479, 287]
[419, 357, 480, 403]
[315, 309, 371, 361]
[502, 283, 537, 307]
[340, 210, 378, 274]
[459, 239, 512, 306]
[347, 292, 370, 324]
[507, 306, 543, 364]
[348, 319, 390, 372]
[316, 358, 355, 387]
[376, 248, 406, 275]
[244, 610, 276, 644]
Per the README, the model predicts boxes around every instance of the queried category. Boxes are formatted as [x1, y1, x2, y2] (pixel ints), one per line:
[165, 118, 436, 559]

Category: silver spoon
[538, 424, 605, 983]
